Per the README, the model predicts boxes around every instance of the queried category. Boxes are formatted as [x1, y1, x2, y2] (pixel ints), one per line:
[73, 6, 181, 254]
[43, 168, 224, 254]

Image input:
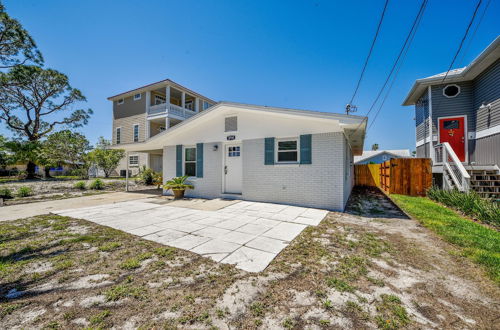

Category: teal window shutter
[196, 143, 203, 178]
[264, 137, 275, 165]
[300, 134, 312, 164]
[176, 145, 182, 176]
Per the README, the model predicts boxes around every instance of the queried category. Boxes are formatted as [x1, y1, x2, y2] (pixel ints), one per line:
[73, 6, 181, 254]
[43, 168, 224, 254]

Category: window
[225, 116, 237, 132]
[203, 101, 213, 110]
[117, 99, 124, 105]
[276, 139, 298, 163]
[154, 95, 166, 105]
[116, 128, 121, 144]
[184, 147, 196, 176]
[134, 93, 141, 100]
[382, 155, 388, 161]
[443, 84, 460, 98]
[443, 119, 460, 129]
[133, 124, 139, 142]
[228, 146, 240, 157]
[129, 155, 139, 166]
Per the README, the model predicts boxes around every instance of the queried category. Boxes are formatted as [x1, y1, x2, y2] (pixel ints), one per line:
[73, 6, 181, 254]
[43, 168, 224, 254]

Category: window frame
[117, 99, 124, 105]
[116, 127, 121, 144]
[133, 124, 139, 142]
[154, 95, 166, 105]
[129, 155, 139, 166]
[275, 138, 300, 164]
[133, 93, 142, 101]
[184, 146, 197, 177]
[203, 101, 213, 110]
[442, 84, 461, 98]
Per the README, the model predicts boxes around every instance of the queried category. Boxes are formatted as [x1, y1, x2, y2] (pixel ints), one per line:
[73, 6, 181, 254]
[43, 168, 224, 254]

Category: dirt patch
[1, 189, 499, 329]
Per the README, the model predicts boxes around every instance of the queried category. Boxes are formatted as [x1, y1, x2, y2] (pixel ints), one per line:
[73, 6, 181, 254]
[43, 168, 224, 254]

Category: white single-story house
[115, 102, 367, 211]
[354, 149, 411, 164]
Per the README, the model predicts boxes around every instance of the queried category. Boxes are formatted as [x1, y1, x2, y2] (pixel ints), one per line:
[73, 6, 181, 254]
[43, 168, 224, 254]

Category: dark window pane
[185, 148, 196, 161]
[444, 85, 459, 97]
[443, 120, 459, 129]
[278, 151, 297, 162]
[278, 141, 297, 151]
[185, 162, 196, 176]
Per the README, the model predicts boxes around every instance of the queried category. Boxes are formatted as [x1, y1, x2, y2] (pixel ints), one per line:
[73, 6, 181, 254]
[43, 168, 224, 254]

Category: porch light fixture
[213, 145, 218, 151]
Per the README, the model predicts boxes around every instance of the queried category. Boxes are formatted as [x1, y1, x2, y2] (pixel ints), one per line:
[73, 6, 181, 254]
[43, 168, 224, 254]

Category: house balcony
[147, 102, 197, 120]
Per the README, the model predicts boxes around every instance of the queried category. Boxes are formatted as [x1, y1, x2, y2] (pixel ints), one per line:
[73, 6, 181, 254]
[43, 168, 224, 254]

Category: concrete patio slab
[52, 198, 328, 272]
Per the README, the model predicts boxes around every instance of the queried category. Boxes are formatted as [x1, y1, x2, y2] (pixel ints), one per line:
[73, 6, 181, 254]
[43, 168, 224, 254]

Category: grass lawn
[391, 194, 500, 285]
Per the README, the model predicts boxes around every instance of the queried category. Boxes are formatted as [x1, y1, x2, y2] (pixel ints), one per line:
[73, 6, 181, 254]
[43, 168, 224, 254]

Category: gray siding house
[354, 150, 411, 165]
[403, 36, 500, 197]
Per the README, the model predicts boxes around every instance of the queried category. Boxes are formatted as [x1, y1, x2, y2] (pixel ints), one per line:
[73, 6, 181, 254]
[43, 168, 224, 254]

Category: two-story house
[403, 36, 500, 198]
[108, 79, 216, 176]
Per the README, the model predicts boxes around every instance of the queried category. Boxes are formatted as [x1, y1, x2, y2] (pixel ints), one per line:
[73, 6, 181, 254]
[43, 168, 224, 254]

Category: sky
[1, 0, 499, 151]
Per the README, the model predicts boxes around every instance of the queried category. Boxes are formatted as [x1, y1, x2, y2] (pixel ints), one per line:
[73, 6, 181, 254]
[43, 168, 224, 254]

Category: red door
[439, 117, 465, 162]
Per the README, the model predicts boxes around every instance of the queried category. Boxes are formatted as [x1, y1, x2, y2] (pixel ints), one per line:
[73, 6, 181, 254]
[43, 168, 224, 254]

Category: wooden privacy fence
[355, 158, 432, 196]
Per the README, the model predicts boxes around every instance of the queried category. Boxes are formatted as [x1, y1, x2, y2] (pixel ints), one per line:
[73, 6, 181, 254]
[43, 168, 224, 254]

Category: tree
[371, 144, 379, 151]
[40, 130, 91, 178]
[0, 3, 43, 68]
[4, 139, 42, 176]
[88, 137, 125, 178]
[0, 134, 9, 168]
[0, 65, 92, 177]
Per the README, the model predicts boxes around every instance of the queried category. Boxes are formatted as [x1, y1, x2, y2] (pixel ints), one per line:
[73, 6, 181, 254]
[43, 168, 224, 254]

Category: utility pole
[345, 104, 357, 115]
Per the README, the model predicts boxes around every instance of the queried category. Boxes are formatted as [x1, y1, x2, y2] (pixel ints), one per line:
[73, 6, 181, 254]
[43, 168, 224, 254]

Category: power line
[347, 0, 390, 112]
[368, 0, 426, 131]
[440, 0, 483, 83]
[347, 0, 428, 137]
[365, 0, 428, 118]
[459, 0, 491, 66]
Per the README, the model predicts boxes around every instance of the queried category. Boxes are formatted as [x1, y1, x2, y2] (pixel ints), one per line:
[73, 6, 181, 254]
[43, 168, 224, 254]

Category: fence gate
[355, 158, 431, 197]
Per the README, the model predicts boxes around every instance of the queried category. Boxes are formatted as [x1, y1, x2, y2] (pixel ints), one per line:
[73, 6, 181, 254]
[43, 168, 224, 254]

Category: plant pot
[172, 189, 185, 199]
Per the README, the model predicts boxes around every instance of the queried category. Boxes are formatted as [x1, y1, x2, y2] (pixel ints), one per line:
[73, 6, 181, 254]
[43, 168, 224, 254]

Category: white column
[166, 117, 171, 129]
[165, 85, 170, 104]
[195, 97, 199, 112]
[181, 91, 186, 108]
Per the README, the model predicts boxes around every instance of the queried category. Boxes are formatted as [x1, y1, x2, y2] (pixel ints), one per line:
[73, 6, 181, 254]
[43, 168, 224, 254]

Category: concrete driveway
[53, 199, 328, 272]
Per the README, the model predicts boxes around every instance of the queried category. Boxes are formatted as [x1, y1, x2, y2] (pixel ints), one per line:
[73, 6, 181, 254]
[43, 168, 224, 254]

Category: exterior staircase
[467, 166, 500, 199]
[434, 143, 500, 200]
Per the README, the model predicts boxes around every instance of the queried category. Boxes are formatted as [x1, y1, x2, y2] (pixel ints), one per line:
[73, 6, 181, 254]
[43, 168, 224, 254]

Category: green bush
[428, 186, 500, 227]
[89, 178, 105, 190]
[0, 187, 13, 199]
[136, 166, 156, 185]
[16, 186, 33, 197]
[74, 181, 86, 190]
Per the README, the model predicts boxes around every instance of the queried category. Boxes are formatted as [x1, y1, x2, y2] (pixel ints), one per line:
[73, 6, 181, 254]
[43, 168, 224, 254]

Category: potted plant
[164, 175, 194, 199]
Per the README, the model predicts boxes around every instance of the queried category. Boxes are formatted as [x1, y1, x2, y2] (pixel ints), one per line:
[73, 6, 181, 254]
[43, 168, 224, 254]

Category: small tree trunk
[26, 161, 37, 179]
[44, 166, 52, 178]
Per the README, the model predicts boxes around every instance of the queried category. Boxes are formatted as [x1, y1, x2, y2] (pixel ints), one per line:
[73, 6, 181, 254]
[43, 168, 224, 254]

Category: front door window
[439, 117, 466, 162]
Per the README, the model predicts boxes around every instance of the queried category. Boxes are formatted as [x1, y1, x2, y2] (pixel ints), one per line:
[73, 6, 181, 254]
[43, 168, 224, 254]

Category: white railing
[434, 143, 470, 192]
[147, 103, 197, 119]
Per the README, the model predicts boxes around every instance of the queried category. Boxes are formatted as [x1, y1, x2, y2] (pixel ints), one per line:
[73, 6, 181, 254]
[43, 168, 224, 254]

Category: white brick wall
[242, 132, 347, 211]
[161, 132, 352, 211]
[163, 143, 223, 199]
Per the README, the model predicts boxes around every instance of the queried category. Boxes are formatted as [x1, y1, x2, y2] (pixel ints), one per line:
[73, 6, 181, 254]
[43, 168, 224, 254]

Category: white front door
[224, 144, 242, 194]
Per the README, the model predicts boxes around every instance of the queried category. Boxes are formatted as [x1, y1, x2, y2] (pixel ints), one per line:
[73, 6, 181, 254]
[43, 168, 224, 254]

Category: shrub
[136, 166, 157, 185]
[74, 181, 86, 190]
[16, 186, 32, 197]
[0, 187, 13, 199]
[428, 186, 500, 227]
[89, 178, 105, 190]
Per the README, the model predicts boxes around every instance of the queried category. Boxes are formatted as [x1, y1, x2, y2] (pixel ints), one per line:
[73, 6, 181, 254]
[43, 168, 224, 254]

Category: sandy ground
[1, 187, 499, 329]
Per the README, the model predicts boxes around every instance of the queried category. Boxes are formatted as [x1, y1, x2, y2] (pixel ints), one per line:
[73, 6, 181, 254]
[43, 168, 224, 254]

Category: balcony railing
[434, 143, 470, 192]
[147, 103, 197, 119]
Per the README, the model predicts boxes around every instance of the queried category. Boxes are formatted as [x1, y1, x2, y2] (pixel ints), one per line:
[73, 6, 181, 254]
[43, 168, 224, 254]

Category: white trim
[133, 93, 142, 101]
[133, 124, 140, 143]
[128, 155, 139, 166]
[275, 137, 300, 164]
[442, 84, 461, 98]
[427, 86, 434, 160]
[476, 124, 500, 139]
[223, 142, 242, 194]
[115, 127, 122, 144]
[437, 115, 468, 163]
[117, 99, 124, 105]
[183, 145, 196, 177]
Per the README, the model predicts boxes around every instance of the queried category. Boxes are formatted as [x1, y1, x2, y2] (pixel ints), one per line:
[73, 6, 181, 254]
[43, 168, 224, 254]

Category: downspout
[125, 151, 129, 192]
